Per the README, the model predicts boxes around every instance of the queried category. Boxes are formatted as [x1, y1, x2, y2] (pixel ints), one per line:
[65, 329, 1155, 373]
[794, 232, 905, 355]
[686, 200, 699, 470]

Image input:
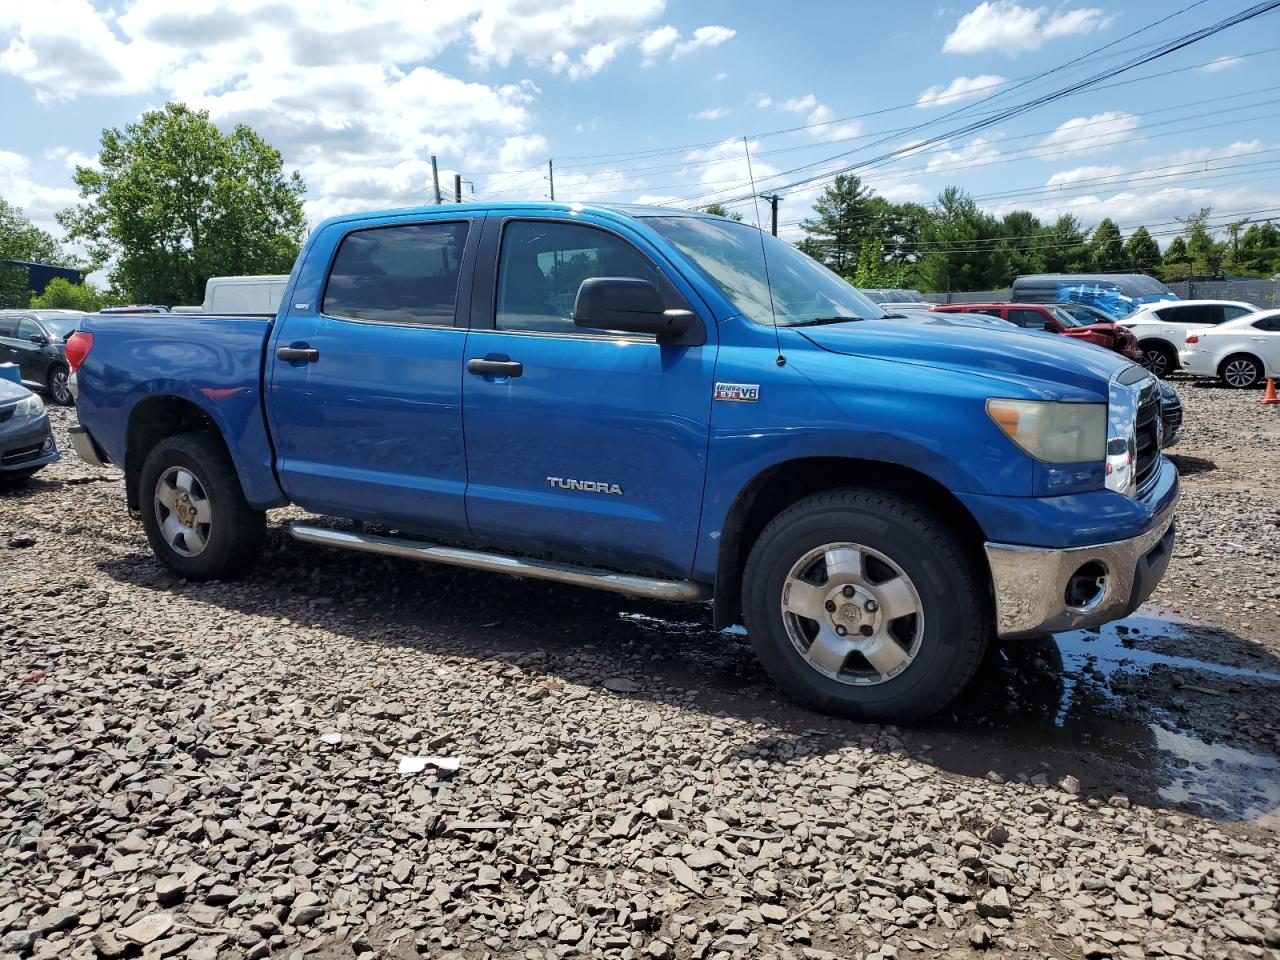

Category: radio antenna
[742, 137, 785, 367]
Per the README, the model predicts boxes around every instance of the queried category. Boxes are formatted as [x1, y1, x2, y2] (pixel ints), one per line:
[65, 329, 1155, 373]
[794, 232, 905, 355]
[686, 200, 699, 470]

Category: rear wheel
[1140, 342, 1176, 378]
[1220, 353, 1264, 389]
[138, 432, 265, 580]
[46, 364, 72, 405]
[742, 488, 991, 722]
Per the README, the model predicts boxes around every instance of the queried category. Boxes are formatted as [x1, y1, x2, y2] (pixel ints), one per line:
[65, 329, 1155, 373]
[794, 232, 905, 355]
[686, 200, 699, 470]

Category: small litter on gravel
[397, 755, 461, 774]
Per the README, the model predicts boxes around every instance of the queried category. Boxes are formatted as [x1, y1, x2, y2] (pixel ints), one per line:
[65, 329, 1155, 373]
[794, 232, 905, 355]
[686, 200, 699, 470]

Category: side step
[289, 524, 712, 602]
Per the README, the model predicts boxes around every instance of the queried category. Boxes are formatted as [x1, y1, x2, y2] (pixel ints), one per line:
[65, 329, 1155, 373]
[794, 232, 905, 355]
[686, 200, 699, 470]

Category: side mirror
[573, 278, 692, 342]
[29, 333, 50, 345]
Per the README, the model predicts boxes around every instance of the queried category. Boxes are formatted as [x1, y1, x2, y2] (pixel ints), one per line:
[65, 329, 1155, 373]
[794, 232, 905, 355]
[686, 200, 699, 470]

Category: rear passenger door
[267, 217, 478, 537]
[1009, 308, 1049, 330]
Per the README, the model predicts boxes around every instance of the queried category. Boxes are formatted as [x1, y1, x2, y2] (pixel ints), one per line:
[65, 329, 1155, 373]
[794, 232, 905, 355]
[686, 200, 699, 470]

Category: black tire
[742, 487, 991, 722]
[1140, 341, 1177, 379]
[138, 432, 265, 580]
[45, 363, 73, 405]
[1219, 353, 1264, 389]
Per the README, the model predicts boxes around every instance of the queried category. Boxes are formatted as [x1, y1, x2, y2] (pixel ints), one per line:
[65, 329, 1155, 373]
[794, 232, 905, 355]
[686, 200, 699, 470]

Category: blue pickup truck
[67, 203, 1178, 721]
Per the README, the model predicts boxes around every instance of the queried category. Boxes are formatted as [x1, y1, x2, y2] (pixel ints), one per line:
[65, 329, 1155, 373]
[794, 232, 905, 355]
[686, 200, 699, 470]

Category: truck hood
[797, 319, 1131, 401]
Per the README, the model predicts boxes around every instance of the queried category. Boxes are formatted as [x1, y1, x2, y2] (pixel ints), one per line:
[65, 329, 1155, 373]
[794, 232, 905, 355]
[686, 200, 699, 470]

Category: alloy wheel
[154, 466, 213, 557]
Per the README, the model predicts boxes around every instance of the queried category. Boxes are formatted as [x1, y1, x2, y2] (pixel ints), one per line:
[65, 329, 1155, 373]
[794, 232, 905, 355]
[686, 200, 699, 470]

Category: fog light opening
[1065, 561, 1108, 612]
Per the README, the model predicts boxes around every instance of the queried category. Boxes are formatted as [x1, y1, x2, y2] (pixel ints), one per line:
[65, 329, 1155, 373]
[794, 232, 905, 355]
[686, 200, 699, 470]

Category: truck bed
[76, 313, 285, 509]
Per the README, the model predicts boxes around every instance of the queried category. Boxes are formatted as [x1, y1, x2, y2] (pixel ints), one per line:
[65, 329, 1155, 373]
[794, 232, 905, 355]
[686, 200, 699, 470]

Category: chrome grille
[1134, 389, 1161, 494]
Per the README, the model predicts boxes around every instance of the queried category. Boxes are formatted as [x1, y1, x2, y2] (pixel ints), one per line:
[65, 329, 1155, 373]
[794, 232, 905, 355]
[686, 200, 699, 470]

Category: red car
[930, 302, 1142, 362]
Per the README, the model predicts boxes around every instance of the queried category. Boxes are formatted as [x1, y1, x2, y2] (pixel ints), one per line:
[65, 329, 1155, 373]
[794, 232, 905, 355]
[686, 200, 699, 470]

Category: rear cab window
[322, 221, 470, 326]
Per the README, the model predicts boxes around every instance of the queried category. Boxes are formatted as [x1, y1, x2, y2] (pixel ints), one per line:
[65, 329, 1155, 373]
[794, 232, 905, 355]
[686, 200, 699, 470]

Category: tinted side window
[322, 221, 469, 326]
[1011, 309, 1048, 330]
[1224, 306, 1253, 321]
[17, 318, 41, 340]
[1253, 316, 1280, 332]
[1163, 305, 1217, 324]
[495, 220, 659, 336]
[0, 316, 19, 338]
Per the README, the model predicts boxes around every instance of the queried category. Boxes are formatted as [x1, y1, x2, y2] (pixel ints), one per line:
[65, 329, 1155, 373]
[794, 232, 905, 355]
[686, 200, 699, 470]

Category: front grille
[1161, 393, 1182, 444]
[1, 442, 43, 466]
[1134, 390, 1161, 494]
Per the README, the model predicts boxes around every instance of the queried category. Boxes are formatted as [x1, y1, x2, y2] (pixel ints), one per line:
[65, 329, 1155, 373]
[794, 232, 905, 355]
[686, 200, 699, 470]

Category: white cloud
[466, 0, 664, 68]
[1155, 139, 1264, 166]
[916, 74, 1007, 108]
[756, 96, 773, 108]
[1003, 184, 1280, 230]
[943, 1, 1110, 55]
[1038, 111, 1139, 156]
[673, 24, 735, 57]
[926, 136, 1002, 172]
[780, 94, 818, 113]
[1198, 55, 1243, 73]
[1046, 164, 1125, 186]
[492, 134, 549, 170]
[639, 24, 679, 62]
[551, 40, 622, 80]
[0, 149, 82, 235]
[690, 107, 729, 120]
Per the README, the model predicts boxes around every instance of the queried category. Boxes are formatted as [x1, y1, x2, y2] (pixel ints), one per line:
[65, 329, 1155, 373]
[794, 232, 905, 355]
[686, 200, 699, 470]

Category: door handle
[467, 357, 524, 378]
[276, 346, 320, 363]
[1251, 337, 1267, 342]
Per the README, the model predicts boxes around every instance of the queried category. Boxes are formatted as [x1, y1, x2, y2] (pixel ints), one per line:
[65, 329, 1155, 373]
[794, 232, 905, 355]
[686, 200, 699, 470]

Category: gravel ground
[2, 383, 1279, 960]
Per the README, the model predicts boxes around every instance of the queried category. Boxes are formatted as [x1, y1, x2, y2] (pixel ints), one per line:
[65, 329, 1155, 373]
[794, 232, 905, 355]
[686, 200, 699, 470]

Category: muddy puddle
[616, 606, 1280, 827]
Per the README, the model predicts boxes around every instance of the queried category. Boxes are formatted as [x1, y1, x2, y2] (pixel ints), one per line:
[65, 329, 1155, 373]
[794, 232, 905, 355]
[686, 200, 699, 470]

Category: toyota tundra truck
[66, 203, 1178, 721]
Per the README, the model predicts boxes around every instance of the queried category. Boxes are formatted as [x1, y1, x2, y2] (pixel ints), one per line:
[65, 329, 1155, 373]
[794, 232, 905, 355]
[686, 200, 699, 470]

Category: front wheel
[742, 488, 991, 722]
[138, 432, 265, 580]
[1141, 342, 1176, 379]
[1220, 354, 1264, 389]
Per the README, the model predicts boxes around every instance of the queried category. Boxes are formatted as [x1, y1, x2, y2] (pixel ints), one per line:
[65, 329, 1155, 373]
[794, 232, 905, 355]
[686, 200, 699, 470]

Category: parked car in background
[99, 305, 171, 314]
[1011, 273, 1177, 319]
[1121, 300, 1259, 378]
[67, 200, 1178, 723]
[1056, 302, 1118, 326]
[1177, 308, 1280, 388]
[0, 380, 58, 483]
[861, 288, 928, 305]
[930, 302, 1143, 361]
[880, 306, 1018, 328]
[0, 309, 88, 405]
[171, 276, 290, 315]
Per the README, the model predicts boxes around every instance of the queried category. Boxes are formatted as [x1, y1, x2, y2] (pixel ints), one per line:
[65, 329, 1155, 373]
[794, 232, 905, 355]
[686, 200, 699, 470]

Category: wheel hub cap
[154, 466, 212, 557]
[781, 542, 925, 686]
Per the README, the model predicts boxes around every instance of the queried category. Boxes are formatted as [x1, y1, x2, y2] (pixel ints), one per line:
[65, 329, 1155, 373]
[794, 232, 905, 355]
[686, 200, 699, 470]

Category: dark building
[0, 259, 84, 295]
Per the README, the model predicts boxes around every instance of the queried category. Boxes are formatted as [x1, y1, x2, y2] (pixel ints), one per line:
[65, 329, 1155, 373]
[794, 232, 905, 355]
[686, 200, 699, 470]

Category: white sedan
[1177, 308, 1280, 388]
[1121, 299, 1258, 377]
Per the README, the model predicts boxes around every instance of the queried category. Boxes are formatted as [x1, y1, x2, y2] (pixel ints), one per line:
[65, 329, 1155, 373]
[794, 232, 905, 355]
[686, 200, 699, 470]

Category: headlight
[987, 399, 1106, 463]
[13, 394, 45, 419]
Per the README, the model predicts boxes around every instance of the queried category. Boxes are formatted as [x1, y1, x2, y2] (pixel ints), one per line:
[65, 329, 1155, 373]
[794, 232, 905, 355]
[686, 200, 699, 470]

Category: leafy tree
[59, 103, 307, 306]
[1177, 207, 1224, 276]
[851, 237, 903, 289]
[30, 277, 118, 311]
[0, 196, 75, 307]
[701, 203, 743, 222]
[999, 209, 1044, 279]
[916, 187, 1008, 292]
[1089, 218, 1125, 272]
[1038, 215, 1091, 273]
[1124, 226, 1162, 272]
[798, 174, 878, 275]
[1162, 236, 1191, 280]
[1236, 221, 1280, 276]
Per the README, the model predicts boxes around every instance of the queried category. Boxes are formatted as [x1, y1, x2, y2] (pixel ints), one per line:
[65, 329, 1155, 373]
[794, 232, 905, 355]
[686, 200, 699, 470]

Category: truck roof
[314, 201, 720, 232]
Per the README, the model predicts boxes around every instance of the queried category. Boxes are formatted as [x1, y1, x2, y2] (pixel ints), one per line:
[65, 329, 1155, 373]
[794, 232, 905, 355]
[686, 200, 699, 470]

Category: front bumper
[69, 424, 110, 468]
[985, 488, 1178, 638]
[0, 414, 59, 473]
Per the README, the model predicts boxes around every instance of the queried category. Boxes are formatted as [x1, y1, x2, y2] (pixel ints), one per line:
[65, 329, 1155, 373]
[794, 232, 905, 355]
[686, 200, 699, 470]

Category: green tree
[1236, 221, 1280, 276]
[798, 174, 878, 275]
[851, 237, 903, 288]
[0, 196, 75, 307]
[59, 103, 307, 306]
[1089, 218, 1125, 272]
[30, 277, 118, 311]
[1124, 226, 1162, 272]
[701, 203, 744, 222]
[1038, 215, 1091, 273]
[1162, 236, 1191, 280]
[1176, 207, 1224, 277]
[916, 187, 1008, 292]
[999, 209, 1044, 279]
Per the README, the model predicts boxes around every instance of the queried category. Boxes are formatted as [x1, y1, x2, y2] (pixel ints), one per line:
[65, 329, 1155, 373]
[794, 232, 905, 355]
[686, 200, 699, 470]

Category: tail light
[66, 332, 94, 372]
[1185, 335, 1199, 345]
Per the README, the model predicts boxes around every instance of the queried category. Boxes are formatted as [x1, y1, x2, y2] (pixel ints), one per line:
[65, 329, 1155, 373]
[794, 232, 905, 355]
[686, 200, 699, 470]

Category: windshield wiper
[789, 315, 871, 327]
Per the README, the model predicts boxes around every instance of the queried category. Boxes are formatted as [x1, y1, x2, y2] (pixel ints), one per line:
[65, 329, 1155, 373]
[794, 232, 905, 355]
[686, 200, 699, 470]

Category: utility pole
[430, 155, 442, 205]
[548, 159, 555, 201]
[454, 174, 462, 203]
[760, 194, 780, 236]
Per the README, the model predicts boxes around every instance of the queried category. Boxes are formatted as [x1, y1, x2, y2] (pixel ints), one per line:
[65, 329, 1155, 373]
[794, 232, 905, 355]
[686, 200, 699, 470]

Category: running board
[289, 524, 711, 602]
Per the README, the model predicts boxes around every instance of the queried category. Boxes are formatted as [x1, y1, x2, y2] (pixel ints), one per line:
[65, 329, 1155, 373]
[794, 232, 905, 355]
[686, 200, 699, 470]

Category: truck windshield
[647, 216, 887, 327]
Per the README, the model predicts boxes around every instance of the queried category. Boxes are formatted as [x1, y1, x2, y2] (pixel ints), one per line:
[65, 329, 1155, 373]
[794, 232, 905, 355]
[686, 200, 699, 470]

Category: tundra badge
[547, 477, 624, 495]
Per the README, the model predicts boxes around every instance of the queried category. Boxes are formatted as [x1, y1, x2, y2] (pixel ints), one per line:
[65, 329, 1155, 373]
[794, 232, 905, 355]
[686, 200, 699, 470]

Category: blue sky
[1, 0, 1276, 257]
